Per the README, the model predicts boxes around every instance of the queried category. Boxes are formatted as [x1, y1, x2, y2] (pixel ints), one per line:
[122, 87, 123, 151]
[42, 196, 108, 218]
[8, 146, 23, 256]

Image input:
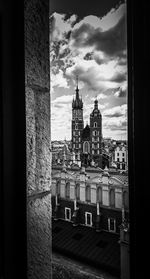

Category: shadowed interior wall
[25, 0, 52, 278]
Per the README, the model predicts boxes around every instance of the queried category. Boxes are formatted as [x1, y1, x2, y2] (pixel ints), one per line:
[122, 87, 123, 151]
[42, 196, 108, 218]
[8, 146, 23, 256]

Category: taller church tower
[90, 99, 102, 167]
[72, 78, 84, 160]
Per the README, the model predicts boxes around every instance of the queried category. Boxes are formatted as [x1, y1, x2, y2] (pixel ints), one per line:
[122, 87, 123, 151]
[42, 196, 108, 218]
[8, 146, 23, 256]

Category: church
[71, 81, 102, 168]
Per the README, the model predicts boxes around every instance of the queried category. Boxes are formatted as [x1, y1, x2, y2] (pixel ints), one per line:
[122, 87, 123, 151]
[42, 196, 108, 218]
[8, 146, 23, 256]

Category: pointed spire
[75, 75, 79, 100]
[76, 75, 79, 89]
[94, 96, 98, 109]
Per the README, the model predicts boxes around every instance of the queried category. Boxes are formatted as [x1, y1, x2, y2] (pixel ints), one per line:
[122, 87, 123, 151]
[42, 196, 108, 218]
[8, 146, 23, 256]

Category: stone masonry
[25, 0, 52, 278]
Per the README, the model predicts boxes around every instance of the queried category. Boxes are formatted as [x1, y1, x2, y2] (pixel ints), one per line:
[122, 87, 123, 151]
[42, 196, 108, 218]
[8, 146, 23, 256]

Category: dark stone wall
[25, 0, 52, 278]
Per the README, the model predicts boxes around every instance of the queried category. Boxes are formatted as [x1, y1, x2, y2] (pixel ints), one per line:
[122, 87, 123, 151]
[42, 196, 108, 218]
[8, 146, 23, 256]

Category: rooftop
[52, 219, 120, 276]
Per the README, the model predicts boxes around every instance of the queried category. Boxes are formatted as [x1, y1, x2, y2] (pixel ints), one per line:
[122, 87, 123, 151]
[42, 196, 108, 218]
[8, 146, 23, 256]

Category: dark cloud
[115, 87, 127, 97]
[50, 0, 125, 19]
[104, 112, 124, 117]
[93, 54, 107, 65]
[83, 52, 93, 61]
[110, 72, 126, 83]
[71, 14, 126, 59]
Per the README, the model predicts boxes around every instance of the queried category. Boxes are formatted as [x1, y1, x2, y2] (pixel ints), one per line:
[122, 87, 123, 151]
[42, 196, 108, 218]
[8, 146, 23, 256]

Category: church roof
[82, 124, 90, 140]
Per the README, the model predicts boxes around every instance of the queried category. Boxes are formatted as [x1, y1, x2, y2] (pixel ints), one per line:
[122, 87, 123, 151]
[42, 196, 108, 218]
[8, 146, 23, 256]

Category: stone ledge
[27, 190, 51, 202]
[26, 83, 50, 92]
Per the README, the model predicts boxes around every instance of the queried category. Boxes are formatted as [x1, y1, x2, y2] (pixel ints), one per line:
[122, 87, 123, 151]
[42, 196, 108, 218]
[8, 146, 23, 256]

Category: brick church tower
[90, 99, 102, 167]
[72, 78, 84, 160]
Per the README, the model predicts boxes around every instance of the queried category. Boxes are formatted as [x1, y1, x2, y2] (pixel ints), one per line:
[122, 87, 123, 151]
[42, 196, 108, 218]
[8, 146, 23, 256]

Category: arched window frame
[123, 190, 129, 209]
[65, 181, 70, 199]
[85, 185, 91, 202]
[94, 122, 97, 128]
[75, 183, 80, 200]
[97, 186, 102, 203]
[56, 180, 60, 197]
[109, 188, 115, 207]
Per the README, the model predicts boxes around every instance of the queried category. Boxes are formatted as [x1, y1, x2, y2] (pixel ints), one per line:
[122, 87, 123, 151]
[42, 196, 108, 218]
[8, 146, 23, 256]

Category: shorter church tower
[72, 77, 84, 161]
[90, 99, 102, 167]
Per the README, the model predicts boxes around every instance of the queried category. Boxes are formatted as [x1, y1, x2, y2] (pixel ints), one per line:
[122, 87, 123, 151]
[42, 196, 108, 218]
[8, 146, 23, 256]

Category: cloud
[66, 59, 125, 91]
[70, 13, 126, 59]
[91, 93, 107, 101]
[51, 102, 72, 140]
[50, 13, 76, 41]
[52, 94, 73, 104]
[114, 83, 127, 97]
[51, 69, 69, 92]
[103, 104, 127, 117]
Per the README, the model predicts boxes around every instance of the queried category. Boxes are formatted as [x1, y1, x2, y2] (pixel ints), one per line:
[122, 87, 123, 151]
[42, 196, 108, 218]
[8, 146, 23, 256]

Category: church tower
[90, 99, 102, 167]
[72, 77, 84, 160]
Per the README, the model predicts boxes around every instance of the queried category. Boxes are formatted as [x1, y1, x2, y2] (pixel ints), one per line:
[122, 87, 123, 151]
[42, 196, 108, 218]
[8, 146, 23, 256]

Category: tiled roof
[112, 175, 128, 185]
[52, 219, 120, 275]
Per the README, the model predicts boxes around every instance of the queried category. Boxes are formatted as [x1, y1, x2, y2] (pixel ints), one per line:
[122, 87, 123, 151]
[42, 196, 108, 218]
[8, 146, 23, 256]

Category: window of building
[117, 158, 119, 162]
[73, 144, 75, 149]
[79, 143, 81, 148]
[56, 180, 60, 197]
[122, 163, 125, 170]
[65, 182, 70, 199]
[65, 207, 71, 221]
[123, 191, 129, 209]
[109, 189, 115, 207]
[94, 130, 97, 136]
[117, 153, 119, 156]
[94, 122, 97, 128]
[85, 212, 92, 226]
[73, 131, 75, 135]
[84, 141, 89, 153]
[122, 152, 124, 157]
[122, 158, 125, 162]
[94, 150, 97, 155]
[92, 150, 94, 155]
[97, 150, 99, 154]
[79, 137, 80, 142]
[108, 218, 116, 232]
[75, 124, 78, 130]
[97, 187, 102, 203]
[85, 185, 91, 202]
[75, 183, 80, 200]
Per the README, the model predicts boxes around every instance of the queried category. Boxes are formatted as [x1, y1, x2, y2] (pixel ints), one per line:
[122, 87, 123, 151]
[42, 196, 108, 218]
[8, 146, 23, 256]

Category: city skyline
[50, 0, 127, 141]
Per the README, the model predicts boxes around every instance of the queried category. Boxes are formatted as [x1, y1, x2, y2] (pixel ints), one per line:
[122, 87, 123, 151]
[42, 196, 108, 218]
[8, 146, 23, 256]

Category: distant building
[114, 144, 128, 171]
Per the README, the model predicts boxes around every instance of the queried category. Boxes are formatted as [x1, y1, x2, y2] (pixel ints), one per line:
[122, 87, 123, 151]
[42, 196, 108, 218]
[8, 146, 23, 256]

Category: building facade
[114, 145, 128, 170]
[51, 166, 129, 234]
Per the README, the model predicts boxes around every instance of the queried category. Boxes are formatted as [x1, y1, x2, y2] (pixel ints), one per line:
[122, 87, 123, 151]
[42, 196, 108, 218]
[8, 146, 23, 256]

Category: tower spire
[76, 75, 79, 90]
[75, 75, 79, 100]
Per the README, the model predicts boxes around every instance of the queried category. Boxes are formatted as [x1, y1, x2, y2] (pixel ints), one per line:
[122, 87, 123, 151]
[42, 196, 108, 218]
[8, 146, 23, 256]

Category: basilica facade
[71, 84, 102, 167]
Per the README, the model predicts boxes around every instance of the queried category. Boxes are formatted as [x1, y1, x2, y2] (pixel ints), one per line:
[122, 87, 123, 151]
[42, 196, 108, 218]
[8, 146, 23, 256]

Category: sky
[50, 0, 127, 141]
